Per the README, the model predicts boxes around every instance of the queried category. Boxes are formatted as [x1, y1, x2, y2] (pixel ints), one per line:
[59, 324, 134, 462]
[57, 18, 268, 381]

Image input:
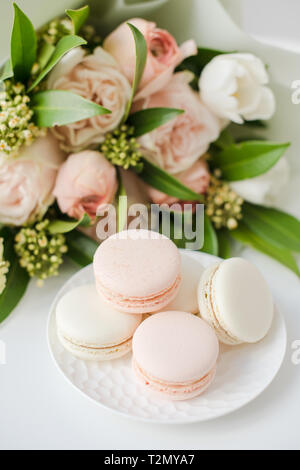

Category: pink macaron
[132, 311, 219, 400]
[93, 229, 181, 314]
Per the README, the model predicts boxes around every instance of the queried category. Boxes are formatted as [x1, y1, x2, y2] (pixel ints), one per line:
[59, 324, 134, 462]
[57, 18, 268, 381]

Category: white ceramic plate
[47, 251, 287, 423]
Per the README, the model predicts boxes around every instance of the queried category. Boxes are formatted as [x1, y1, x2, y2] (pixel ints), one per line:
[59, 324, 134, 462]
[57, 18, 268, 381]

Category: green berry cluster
[101, 125, 144, 171]
[205, 171, 244, 230]
[81, 25, 102, 52]
[15, 220, 68, 284]
[0, 80, 45, 157]
[37, 19, 101, 49]
[30, 19, 74, 79]
[32, 19, 101, 78]
[38, 18, 73, 46]
[0, 238, 9, 295]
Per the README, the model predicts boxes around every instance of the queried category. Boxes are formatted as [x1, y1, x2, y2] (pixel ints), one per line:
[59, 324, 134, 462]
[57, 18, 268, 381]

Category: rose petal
[179, 39, 198, 61]
[53, 151, 118, 220]
[136, 73, 221, 174]
[0, 135, 64, 226]
[48, 47, 131, 152]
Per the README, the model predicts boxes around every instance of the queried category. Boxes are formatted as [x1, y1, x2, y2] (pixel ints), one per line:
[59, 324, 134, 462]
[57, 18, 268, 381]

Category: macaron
[56, 284, 142, 360]
[162, 253, 204, 314]
[93, 229, 181, 314]
[198, 257, 274, 345]
[132, 311, 219, 400]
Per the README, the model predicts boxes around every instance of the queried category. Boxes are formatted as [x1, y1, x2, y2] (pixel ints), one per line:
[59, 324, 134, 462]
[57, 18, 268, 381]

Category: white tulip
[230, 157, 289, 206]
[199, 53, 275, 124]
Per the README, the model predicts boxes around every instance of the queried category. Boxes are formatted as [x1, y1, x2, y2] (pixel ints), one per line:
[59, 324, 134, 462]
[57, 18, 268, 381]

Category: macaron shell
[93, 229, 181, 299]
[57, 331, 132, 361]
[162, 253, 204, 314]
[133, 359, 216, 401]
[214, 258, 274, 343]
[95, 273, 181, 314]
[132, 311, 219, 384]
[56, 284, 142, 348]
[197, 262, 241, 345]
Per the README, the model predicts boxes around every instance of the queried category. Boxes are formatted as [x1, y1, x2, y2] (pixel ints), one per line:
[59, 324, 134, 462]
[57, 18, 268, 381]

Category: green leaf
[65, 230, 98, 267]
[28, 35, 87, 91]
[217, 229, 231, 259]
[176, 47, 230, 89]
[31, 90, 111, 127]
[213, 128, 234, 150]
[139, 158, 204, 202]
[231, 222, 300, 277]
[0, 227, 30, 323]
[116, 172, 127, 232]
[123, 22, 147, 121]
[213, 140, 290, 181]
[11, 3, 37, 82]
[244, 119, 267, 129]
[128, 108, 184, 137]
[243, 203, 300, 252]
[0, 60, 13, 81]
[180, 47, 228, 73]
[234, 135, 266, 144]
[47, 213, 91, 234]
[201, 215, 219, 256]
[66, 5, 90, 34]
[37, 42, 55, 71]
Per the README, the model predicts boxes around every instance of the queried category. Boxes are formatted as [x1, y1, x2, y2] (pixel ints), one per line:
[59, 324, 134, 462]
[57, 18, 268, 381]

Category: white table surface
[1, 0, 300, 450]
[0, 248, 299, 450]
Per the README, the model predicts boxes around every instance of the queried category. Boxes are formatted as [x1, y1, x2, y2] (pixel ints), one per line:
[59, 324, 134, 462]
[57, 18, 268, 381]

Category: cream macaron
[198, 257, 274, 345]
[93, 229, 181, 314]
[56, 284, 142, 360]
[162, 253, 204, 314]
[132, 311, 219, 400]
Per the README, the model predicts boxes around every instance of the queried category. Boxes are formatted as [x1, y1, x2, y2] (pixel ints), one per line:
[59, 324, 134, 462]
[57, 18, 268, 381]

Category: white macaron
[56, 284, 142, 360]
[197, 257, 274, 345]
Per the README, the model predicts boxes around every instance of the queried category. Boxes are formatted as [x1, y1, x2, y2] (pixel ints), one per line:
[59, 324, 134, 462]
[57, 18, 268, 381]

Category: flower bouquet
[0, 2, 299, 323]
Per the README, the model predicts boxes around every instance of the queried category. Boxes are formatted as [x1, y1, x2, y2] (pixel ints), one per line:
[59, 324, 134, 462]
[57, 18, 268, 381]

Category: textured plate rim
[47, 251, 287, 424]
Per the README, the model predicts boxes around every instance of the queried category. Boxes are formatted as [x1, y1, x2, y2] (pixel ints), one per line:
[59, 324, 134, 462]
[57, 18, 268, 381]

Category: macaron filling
[203, 264, 241, 345]
[96, 274, 182, 313]
[58, 329, 133, 357]
[133, 359, 216, 398]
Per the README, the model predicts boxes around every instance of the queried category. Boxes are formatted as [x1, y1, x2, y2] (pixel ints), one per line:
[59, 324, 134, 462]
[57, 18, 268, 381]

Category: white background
[2, 0, 300, 56]
[0, 0, 300, 450]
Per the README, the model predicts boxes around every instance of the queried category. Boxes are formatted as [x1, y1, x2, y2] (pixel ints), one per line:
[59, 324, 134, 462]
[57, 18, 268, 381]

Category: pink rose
[147, 158, 210, 206]
[48, 47, 131, 152]
[135, 72, 221, 174]
[103, 18, 197, 100]
[0, 134, 65, 226]
[53, 150, 117, 220]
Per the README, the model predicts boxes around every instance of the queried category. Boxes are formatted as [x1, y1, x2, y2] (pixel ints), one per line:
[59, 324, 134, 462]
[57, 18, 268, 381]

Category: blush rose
[134, 72, 221, 174]
[48, 47, 131, 152]
[147, 158, 210, 206]
[0, 134, 65, 226]
[103, 18, 197, 100]
[53, 150, 118, 220]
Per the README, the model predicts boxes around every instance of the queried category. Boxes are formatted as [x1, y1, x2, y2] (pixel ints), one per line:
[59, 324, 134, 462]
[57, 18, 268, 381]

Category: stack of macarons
[56, 229, 274, 401]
